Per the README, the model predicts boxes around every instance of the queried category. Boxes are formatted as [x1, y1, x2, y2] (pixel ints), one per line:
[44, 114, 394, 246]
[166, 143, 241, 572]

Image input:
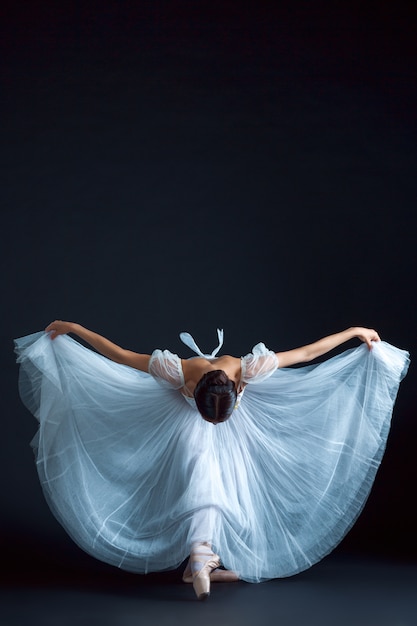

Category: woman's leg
[188, 505, 219, 546]
[183, 507, 239, 597]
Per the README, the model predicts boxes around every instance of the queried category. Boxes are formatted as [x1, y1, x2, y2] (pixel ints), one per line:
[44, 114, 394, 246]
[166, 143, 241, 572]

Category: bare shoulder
[217, 354, 239, 363]
[216, 355, 242, 381]
[181, 357, 207, 379]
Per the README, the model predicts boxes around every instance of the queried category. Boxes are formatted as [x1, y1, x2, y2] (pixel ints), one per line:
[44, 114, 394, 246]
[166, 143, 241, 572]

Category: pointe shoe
[210, 568, 240, 583]
[191, 552, 221, 601]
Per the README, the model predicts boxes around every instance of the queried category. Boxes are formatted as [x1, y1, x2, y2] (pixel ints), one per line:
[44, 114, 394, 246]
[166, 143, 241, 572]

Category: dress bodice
[148, 330, 279, 410]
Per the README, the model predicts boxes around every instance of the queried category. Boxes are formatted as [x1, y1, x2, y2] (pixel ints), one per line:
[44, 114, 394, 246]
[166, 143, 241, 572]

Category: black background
[1, 1, 416, 583]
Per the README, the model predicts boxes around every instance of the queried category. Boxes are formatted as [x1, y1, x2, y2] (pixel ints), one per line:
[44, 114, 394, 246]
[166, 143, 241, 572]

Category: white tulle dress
[14, 330, 409, 582]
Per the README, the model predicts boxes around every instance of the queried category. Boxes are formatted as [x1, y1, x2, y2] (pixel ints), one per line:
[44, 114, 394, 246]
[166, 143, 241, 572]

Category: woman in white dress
[15, 321, 409, 600]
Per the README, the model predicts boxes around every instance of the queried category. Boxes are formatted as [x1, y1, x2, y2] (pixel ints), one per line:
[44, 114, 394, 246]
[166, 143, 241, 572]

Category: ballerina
[15, 321, 409, 600]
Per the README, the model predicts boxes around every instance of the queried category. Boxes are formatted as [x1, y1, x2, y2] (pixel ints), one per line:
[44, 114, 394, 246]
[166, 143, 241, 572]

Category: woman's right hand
[45, 320, 76, 339]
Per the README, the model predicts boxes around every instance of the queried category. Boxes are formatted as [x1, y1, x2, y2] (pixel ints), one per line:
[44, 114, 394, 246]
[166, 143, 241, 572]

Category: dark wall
[2, 2, 416, 577]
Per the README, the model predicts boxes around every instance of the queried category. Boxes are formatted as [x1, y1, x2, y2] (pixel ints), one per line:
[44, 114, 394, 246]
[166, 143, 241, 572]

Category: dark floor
[2, 555, 416, 626]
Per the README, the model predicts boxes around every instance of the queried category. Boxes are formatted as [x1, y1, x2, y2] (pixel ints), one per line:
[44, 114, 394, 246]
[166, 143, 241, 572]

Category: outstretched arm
[45, 320, 151, 372]
[276, 326, 381, 368]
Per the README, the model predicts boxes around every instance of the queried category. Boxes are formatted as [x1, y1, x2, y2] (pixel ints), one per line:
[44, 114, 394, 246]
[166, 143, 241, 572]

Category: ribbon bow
[179, 329, 224, 358]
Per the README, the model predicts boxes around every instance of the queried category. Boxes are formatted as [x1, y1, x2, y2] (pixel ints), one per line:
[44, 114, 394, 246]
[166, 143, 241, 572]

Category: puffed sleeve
[148, 349, 184, 389]
[241, 343, 279, 384]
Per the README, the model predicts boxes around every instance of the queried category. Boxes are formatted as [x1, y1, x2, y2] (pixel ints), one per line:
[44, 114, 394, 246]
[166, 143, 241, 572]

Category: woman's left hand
[45, 320, 76, 339]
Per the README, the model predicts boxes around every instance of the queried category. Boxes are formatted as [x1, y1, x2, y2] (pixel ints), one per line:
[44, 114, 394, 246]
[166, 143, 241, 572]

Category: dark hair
[194, 370, 237, 423]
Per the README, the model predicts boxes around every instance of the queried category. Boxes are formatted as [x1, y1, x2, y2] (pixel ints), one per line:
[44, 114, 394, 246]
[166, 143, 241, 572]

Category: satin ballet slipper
[209, 568, 239, 582]
[183, 559, 239, 584]
[187, 546, 221, 601]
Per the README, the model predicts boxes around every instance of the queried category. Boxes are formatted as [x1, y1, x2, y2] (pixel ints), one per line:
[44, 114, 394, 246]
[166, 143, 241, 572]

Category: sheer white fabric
[15, 331, 409, 582]
[149, 349, 184, 389]
[240, 342, 279, 383]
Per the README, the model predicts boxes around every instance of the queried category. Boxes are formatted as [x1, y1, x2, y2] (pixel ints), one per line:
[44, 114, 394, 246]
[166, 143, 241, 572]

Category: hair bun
[203, 370, 233, 389]
[194, 370, 237, 423]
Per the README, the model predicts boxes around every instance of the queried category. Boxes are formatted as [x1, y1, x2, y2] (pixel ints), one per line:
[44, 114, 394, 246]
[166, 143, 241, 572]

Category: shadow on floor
[2, 553, 416, 626]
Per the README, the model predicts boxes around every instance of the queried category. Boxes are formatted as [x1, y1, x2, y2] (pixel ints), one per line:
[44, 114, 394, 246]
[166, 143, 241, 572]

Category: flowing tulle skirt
[15, 332, 409, 582]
